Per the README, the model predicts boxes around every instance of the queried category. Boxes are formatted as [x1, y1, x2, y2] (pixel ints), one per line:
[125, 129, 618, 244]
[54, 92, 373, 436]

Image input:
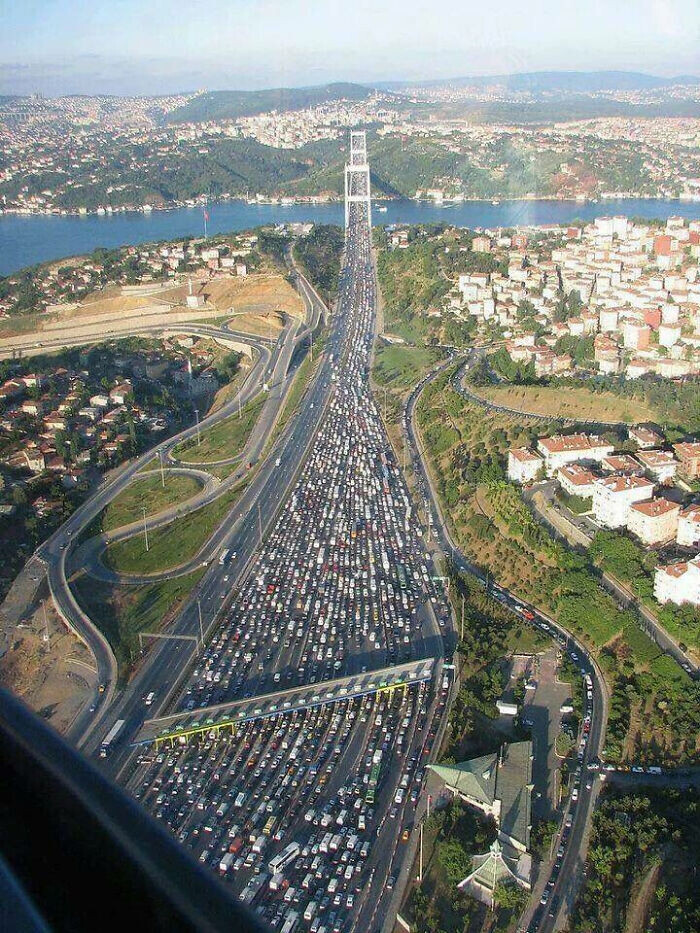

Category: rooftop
[538, 434, 608, 454]
[429, 741, 533, 851]
[629, 498, 680, 518]
[595, 474, 654, 494]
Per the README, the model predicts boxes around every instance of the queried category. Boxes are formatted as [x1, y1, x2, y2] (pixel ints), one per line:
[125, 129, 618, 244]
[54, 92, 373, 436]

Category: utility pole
[159, 449, 165, 488]
[418, 822, 424, 882]
[194, 408, 201, 446]
[42, 602, 50, 646]
[142, 506, 149, 552]
[197, 598, 204, 650]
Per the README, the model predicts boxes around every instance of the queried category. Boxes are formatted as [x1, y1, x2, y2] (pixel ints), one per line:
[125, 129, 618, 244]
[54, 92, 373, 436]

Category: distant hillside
[405, 96, 700, 123]
[165, 82, 374, 124]
[382, 70, 700, 93]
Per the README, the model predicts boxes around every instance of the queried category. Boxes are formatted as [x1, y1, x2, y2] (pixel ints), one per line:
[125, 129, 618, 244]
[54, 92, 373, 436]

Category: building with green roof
[428, 741, 534, 903]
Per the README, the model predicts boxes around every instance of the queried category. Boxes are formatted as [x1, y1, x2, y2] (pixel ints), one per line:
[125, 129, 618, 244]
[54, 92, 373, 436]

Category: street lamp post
[159, 449, 166, 488]
[197, 598, 204, 650]
[194, 409, 201, 446]
[142, 506, 149, 552]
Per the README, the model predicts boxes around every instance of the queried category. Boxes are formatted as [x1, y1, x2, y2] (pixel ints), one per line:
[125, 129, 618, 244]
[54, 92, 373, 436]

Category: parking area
[519, 647, 572, 820]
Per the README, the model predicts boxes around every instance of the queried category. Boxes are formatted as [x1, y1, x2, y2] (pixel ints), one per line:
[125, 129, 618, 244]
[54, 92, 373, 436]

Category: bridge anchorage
[344, 129, 372, 229]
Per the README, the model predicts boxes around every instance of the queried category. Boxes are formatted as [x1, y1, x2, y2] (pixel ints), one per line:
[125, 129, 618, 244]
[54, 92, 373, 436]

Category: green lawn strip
[173, 394, 265, 463]
[72, 568, 205, 679]
[102, 473, 203, 532]
[373, 344, 444, 391]
[103, 483, 246, 574]
[270, 332, 326, 443]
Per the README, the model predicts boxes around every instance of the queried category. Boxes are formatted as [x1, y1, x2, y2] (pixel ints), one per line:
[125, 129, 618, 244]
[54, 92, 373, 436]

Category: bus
[268, 841, 301, 875]
[219, 548, 230, 565]
[280, 910, 299, 933]
[263, 815, 277, 836]
[100, 719, 125, 758]
[366, 762, 381, 805]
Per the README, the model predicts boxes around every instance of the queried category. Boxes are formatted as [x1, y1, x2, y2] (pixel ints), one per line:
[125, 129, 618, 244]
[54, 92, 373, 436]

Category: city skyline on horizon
[1, 0, 698, 96]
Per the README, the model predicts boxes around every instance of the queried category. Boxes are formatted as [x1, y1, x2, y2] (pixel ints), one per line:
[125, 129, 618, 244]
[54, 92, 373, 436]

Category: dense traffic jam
[126, 200, 450, 932]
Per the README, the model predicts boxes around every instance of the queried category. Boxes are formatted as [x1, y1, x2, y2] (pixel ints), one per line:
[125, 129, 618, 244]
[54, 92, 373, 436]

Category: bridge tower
[344, 130, 371, 228]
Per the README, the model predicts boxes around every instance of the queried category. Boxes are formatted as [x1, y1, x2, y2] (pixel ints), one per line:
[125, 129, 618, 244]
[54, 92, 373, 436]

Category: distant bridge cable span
[344, 129, 372, 228]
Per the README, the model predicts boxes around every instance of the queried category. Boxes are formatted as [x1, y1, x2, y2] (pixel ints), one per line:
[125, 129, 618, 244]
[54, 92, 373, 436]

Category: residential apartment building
[654, 556, 700, 607]
[677, 505, 700, 548]
[635, 449, 678, 484]
[627, 498, 680, 546]
[557, 464, 597, 499]
[537, 434, 614, 476]
[601, 454, 642, 475]
[673, 442, 700, 479]
[629, 426, 664, 449]
[592, 474, 655, 528]
[507, 448, 543, 484]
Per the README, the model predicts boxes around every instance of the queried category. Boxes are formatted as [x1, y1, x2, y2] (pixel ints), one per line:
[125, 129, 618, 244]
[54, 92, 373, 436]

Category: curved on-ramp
[36, 263, 328, 749]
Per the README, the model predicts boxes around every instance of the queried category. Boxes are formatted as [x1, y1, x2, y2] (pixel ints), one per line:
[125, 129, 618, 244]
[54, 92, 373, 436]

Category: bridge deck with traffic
[135, 657, 436, 746]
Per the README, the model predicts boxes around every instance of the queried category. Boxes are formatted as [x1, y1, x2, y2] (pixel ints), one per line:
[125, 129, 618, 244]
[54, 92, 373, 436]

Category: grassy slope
[103, 484, 246, 574]
[374, 344, 444, 391]
[174, 395, 265, 464]
[102, 474, 202, 532]
[73, 569, 205, 677]
[477, 383, 659, 423]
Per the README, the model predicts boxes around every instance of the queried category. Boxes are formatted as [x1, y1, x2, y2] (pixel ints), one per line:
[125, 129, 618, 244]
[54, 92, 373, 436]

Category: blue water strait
[1, 198, 699, 278]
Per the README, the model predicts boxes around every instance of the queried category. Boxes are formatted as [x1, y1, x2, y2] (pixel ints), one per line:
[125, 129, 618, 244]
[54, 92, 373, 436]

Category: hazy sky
[1, 0, 698, 95]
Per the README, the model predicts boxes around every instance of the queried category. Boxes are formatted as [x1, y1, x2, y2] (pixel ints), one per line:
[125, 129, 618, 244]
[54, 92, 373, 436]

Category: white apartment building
[627, 498, 680, 546]
[654, 555, 700, 607]
[629, 425, 664, 449]
[507, 448, 543, 484]
[592, 474, 655, 528]
[659, 322, 682, 347]
[537, 434, 614, 476]
[557, 464, 597, 499]
[635, 449, 678, 484]
[677, 505, 700, 548]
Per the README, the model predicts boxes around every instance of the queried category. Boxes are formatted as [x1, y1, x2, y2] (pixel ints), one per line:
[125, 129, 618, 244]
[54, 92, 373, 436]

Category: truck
[100, 719, 125, 758]
[219, 548, 230, 565]
[219, 852, 235, 873]
[240, 873, 268, 905]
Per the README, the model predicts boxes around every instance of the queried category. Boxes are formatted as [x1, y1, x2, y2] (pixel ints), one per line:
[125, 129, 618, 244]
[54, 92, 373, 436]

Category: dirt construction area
[0, 273, 304, 347]
[0, 595, 95, 735]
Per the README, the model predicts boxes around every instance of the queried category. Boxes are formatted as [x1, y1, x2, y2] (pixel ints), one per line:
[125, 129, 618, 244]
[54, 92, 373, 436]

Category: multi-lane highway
[85, 136, 452, 933]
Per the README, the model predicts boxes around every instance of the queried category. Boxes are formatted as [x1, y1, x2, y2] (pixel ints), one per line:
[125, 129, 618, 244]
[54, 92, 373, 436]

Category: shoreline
[2, 196, 698, 279]
[2, 193, 699, 221]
